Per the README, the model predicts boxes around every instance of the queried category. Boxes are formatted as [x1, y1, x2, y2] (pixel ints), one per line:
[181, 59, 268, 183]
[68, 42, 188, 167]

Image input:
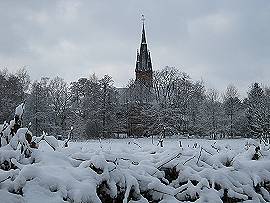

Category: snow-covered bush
[1, 104, 270, 202]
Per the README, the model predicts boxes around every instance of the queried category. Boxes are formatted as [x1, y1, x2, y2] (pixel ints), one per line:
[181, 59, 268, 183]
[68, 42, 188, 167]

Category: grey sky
[1, 0, 270, 96]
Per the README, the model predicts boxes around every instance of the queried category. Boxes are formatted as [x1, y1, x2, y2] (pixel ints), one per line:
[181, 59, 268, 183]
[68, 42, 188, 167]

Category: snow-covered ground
[65, 138, 247, 152]
[1, 137, 270, 203]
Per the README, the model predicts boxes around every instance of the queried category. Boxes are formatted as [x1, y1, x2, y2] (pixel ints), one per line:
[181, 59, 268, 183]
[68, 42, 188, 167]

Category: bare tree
[223, 85, 242, 138]
[153, 66, 178, 108]
[49, 77, 70, 133]
[15, 67, 31, 93]
[203, 88, 222, 139]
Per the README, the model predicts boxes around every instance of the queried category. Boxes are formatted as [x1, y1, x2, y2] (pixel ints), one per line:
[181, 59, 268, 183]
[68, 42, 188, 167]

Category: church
[117, 17, 154, 104]
[126, 17, 154, 103]
[135, 18, 153, 88]
[125, 17, 154, 136]
[115, 17, 154, 136]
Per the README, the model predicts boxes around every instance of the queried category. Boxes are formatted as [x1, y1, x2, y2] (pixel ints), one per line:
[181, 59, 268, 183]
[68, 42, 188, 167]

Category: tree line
[0, 67, 269, 140]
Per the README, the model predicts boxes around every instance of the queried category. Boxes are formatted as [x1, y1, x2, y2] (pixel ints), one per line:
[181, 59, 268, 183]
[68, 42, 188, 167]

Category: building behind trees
[1, 20, 270, 141]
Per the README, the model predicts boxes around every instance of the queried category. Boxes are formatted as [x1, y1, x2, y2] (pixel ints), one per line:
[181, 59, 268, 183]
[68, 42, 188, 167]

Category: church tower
[135, 16, 153, 87]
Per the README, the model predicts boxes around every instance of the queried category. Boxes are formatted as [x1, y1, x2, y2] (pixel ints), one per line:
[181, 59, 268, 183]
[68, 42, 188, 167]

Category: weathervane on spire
[141, 14, 145, 24]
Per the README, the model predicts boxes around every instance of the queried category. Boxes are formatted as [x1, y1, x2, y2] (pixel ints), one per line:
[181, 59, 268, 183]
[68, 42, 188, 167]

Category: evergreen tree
[246, 83, 269, 138]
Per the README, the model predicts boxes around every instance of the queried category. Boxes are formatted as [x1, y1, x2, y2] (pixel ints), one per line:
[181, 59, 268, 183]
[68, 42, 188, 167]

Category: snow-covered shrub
[1, 104, 270, 202]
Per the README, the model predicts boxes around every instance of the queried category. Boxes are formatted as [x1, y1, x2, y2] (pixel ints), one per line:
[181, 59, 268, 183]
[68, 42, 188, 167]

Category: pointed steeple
[141, 23, 146, 44]
[135, 14, 153, 87]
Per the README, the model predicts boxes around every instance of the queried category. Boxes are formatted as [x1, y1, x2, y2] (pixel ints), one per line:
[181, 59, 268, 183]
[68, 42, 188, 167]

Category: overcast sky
[1, 1, 270, 96]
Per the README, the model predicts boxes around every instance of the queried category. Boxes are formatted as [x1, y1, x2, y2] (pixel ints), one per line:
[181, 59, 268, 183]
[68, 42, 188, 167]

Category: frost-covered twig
[197, 147, 203, 164]
[98, 138, 103, 149]
[211, 142, 220, 152]
[157, 152, 182, 170]
[63, 126, 73, 148]
[71, 157, 86, 162]
[183, 156, 196, 165]
[42, 133, 59, 151]
[11, 158, 23, 170]
[201, 147, 214, 155]
[152, 152, 182, 176]
[133, 141, 142, 148]
[151, 188, 174, 196]
[0, 175, 11, 184]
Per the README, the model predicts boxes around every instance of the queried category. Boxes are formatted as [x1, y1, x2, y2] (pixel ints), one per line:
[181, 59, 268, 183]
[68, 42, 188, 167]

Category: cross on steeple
[141, 14, 145, 24]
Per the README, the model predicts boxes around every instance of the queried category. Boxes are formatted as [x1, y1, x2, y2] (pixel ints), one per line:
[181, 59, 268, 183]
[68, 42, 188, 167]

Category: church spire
[135, 14, 153, 87]
[141, 15, 146, 44]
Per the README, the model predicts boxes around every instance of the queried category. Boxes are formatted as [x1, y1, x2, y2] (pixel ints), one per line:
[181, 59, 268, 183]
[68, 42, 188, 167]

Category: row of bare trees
[1, 67, 270, 139]
[22, 74, 118, 138]
[127, 66, 270, 139]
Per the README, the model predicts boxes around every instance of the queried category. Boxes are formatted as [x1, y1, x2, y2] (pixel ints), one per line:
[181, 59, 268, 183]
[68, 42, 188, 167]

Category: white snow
[0, 137, 270, 202]
[15, 103, 24, 118]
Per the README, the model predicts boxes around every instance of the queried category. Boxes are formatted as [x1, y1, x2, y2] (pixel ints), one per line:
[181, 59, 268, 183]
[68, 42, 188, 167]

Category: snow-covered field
[1, 137, 270, 203]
